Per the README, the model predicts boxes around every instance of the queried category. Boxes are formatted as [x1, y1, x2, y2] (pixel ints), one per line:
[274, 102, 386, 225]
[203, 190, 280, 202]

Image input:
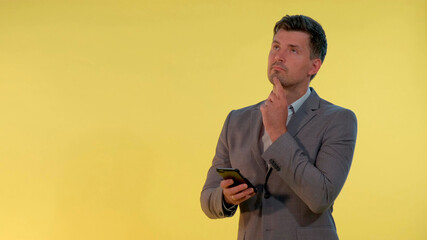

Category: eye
[290, 48, 298, 54]
[272, 44, 280, 50]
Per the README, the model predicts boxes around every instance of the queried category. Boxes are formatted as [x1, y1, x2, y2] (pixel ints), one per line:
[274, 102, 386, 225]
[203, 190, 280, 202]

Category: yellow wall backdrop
[0, 0, 426, 239]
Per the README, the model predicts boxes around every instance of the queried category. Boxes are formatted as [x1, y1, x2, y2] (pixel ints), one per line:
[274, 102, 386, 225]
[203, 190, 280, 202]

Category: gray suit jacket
[201, 88, 357, 240]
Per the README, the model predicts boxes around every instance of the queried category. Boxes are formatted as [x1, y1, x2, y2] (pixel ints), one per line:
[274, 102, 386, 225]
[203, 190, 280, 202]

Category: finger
[233, 188, 255, 204]
[223, 184, 249, 205]
[269, 91, 277, 102]
[273, 77, 283, 90]
[241, 192, 257, 203]
[227, 184, 248, 195]
[225, 184, 249, 200]
[230, 186, 253, 200]
[238, 191, 256, 203]
[220, 179, 234, 189]
[238, 187, 254, 198]
[272, 77, 285, 97]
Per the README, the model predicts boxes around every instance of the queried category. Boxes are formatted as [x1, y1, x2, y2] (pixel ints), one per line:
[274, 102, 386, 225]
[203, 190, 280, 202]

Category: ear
[308, 58, 322, 76]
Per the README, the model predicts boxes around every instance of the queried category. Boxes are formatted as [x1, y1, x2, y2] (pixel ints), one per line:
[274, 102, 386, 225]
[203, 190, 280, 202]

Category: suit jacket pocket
[296, 226, 338, 240]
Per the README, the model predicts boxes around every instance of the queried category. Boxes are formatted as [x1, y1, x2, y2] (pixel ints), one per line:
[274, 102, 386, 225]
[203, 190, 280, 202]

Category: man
[201, 15, 357, 240]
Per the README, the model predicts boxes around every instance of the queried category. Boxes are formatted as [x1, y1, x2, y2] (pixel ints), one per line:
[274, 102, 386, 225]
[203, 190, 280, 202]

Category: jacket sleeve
[261, 108, 357, 214]
[200, 112, 237, 219]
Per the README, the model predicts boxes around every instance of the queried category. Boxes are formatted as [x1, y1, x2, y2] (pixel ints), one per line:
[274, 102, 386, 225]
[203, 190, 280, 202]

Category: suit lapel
[250, 103, 268, 173]
[287, 88, 321, 137]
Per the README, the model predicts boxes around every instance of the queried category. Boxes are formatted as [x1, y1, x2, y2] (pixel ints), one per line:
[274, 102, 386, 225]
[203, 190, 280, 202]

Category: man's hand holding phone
[221, 179, 256, 205]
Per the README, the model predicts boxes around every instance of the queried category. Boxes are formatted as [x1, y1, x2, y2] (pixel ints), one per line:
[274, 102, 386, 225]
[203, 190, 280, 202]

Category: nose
[274, 52, 285, 63]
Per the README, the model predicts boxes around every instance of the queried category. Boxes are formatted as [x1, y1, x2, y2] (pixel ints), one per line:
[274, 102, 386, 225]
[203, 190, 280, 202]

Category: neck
[284, 85, 309, 105]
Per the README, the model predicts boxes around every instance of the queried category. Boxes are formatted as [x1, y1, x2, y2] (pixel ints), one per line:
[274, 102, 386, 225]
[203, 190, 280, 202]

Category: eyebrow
[272, 41, 301, 49]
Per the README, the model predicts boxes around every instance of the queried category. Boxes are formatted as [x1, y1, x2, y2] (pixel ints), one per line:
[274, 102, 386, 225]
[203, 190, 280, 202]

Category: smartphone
[216, 168, 257, 193]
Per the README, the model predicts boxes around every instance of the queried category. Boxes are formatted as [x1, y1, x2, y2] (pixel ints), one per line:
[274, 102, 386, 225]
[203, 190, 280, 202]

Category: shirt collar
[289, 87, 311, 113]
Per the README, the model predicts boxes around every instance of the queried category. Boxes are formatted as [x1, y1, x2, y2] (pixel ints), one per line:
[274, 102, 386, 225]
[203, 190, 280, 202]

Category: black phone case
[216, 168, 257, 192]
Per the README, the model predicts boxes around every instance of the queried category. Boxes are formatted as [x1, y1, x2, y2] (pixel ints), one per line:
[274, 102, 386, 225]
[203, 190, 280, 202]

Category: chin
[269, 75, 287, 87]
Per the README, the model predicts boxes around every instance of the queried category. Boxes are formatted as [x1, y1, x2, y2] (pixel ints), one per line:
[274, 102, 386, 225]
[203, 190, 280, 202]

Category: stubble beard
[268, 70, 288, 88]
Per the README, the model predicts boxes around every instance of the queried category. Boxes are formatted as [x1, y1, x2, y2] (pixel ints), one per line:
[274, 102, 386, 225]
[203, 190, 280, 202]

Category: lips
[271, 63, 287, 72]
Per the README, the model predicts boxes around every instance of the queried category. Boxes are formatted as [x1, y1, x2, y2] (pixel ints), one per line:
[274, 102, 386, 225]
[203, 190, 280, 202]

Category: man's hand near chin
[260, 77, 289, 143]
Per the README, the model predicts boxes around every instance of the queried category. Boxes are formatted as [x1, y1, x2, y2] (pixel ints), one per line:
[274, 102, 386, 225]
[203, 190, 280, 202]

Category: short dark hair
[274, 15, 327, 63]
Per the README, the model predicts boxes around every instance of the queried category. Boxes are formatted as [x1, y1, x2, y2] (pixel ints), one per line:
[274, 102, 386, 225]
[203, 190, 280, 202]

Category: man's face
[267, 29, 320, 90]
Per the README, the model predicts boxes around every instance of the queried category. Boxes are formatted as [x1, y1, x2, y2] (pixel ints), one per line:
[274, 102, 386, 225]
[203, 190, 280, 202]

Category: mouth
[271, 63, 287, 72]
[272, 66, 285, 71]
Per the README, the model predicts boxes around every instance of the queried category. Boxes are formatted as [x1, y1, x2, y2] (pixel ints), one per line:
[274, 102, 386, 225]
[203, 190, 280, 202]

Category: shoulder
[305, 88, 357, 124]
[227, 100, 264, 120]
[306, 88, 354, 118]
[314, 98, 358, 140]
[220, 100, 264, 132]
[318, 98, 357, 122]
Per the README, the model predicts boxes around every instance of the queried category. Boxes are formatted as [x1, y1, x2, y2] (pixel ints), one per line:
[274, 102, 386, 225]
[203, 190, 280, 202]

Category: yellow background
[1, 0, 426, 239]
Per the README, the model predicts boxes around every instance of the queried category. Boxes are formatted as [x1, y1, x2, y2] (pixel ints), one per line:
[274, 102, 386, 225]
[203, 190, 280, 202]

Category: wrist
[269, 129, 287, 142]
[223, 195, 236, 209]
